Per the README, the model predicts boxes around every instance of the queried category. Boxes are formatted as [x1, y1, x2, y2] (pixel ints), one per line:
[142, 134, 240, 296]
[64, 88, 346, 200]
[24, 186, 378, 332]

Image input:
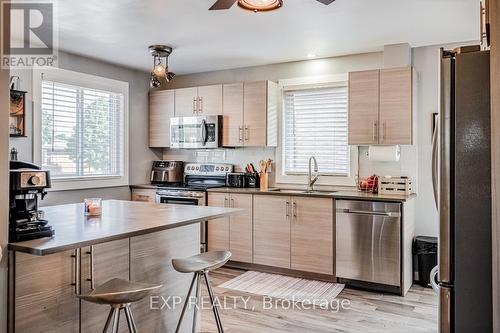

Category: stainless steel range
[155, 162, 233, 251]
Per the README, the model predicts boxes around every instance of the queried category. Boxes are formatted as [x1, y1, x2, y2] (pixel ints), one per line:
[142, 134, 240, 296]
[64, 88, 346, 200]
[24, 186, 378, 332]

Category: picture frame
[9, 90, 27, 137]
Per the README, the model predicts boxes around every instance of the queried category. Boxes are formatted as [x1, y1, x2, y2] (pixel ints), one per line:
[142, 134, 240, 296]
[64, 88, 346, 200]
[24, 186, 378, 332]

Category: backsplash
[162, 145, 418, 192]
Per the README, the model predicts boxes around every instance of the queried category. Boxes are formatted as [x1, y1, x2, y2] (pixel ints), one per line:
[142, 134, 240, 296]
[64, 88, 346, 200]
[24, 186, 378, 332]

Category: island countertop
[8, 200, 239, 256]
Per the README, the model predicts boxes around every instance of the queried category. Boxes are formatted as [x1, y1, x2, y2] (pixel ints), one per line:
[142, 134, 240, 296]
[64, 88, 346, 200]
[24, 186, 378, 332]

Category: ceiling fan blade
[209, 0, 238, 10]
[316, 0, 336, 4]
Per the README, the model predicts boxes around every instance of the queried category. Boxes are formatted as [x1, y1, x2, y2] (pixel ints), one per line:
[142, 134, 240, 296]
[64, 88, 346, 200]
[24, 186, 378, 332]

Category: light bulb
[153, 64, 166, 76]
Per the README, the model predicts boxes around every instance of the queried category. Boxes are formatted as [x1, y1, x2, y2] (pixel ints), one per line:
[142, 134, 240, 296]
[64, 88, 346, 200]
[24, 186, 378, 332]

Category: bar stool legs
[102, 304, 138, 333]
[204, 272, 224, 333]
[175, 271, 224, 333]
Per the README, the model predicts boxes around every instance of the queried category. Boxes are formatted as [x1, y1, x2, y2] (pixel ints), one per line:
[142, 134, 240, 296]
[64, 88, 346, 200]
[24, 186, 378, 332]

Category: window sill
[48, 177, 129, 191]
[275, 174, 357, 187]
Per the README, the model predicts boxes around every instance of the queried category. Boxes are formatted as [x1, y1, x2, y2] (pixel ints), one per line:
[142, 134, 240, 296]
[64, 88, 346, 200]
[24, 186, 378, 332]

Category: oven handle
[156, 194, 203, 203]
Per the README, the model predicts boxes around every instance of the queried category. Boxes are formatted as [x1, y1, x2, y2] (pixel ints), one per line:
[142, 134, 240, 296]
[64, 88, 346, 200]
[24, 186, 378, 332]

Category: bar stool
[78, 278, 162, 333]
[172, 251, 231, 333]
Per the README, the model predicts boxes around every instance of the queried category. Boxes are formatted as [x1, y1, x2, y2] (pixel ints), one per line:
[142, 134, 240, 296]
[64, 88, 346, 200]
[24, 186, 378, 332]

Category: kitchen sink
[268, 189, 337, 195]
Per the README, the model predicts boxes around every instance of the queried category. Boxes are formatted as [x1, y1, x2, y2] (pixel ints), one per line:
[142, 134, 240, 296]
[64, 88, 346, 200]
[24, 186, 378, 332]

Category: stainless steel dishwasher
[336, 200, 401, 287]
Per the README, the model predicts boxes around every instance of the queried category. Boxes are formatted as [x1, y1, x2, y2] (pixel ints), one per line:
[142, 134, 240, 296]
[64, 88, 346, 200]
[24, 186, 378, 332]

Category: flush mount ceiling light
[209, 0, 335, 11]
[149, 45, 175, 88]
[238, 0, 282, 12]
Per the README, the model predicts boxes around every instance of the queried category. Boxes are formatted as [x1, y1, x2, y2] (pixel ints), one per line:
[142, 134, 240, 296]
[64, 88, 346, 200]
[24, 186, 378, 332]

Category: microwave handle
[201, 119, 208, 146]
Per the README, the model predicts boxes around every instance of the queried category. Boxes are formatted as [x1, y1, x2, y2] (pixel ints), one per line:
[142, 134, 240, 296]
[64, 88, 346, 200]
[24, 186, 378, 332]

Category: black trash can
[413, 236, 438, 287]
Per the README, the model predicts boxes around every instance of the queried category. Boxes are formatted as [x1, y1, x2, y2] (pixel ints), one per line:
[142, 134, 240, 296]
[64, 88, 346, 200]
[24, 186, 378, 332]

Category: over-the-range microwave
[170, 115, 223, 149]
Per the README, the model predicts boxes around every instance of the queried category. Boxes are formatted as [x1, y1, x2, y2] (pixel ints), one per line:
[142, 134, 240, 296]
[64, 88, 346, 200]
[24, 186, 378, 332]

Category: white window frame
[33, 67, 129, 191]
[276, 74, 357, 187]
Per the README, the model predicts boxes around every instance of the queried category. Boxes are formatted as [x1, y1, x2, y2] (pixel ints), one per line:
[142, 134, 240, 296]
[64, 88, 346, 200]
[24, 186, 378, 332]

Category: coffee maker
[9, 161, 55, 242]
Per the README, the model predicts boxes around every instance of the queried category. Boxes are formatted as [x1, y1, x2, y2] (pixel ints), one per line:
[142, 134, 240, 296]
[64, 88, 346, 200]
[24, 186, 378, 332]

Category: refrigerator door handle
[432, 115, 439, 210]
[439, 49, 453, 284]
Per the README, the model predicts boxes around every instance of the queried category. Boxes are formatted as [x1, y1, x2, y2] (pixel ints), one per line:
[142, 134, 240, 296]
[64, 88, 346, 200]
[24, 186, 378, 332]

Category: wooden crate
[379, 177, 412, 195]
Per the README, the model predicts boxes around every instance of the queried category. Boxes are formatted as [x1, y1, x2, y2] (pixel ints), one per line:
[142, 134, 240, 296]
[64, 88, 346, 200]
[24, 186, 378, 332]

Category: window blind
[284, 86, 349, 175]
[41, 80, 123, 179]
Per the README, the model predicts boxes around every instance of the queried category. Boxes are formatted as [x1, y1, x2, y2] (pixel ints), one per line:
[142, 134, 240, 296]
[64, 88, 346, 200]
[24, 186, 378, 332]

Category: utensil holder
[259, 172, 269, 191]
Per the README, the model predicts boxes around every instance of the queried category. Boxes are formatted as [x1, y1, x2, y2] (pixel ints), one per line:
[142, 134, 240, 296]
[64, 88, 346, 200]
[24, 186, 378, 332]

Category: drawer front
[131, 189, 156, 202]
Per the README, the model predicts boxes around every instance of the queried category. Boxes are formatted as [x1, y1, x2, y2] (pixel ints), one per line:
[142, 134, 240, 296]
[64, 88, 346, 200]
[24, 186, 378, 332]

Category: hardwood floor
[199, 268, 438, 333]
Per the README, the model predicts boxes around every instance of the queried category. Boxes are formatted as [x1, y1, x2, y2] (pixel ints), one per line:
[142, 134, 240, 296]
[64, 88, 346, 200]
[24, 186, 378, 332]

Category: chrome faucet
[307, 156, 319, 192]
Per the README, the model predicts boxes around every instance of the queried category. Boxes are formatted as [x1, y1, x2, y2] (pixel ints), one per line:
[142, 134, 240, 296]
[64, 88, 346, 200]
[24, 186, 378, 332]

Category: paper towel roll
[368, 145, 400, 162]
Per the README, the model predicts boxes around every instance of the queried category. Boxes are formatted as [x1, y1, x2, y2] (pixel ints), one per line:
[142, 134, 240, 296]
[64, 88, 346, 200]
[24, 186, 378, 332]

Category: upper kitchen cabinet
[348, 70, 380, 145]
[223, 80, 279, 147]
[222, 83, 244, 146]
[174, 87, 198, 117]
[175, 85, 222, 117]
[379, 67, 413, 145]
[348, 67, 414, 145]
[149, 90, 174, 148]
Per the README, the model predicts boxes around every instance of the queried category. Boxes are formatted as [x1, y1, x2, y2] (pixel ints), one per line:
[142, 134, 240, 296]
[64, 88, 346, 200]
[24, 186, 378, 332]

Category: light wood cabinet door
[229, 193, 253, 263]
[222, 83, 244, 147]
[13, 250, 80, 333]
[379, 67, 413, 145]
[207, 193, 230, 252]
[130, 225, 200, 332]
[149, 90, 174, 147]
[175, 87, 198, 117]
[131, 188, 157, 203]
[253, 195, 291, 268]
[348, 70, 380, 145]
[198, 84, 223, 116]
[243, 81, 268, 146]
[80, 239, 130, 333]
[291, 197, 334, 275]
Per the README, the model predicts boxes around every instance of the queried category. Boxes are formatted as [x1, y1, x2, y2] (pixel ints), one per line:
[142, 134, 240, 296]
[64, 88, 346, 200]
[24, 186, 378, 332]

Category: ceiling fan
[209, 0, 335, 12]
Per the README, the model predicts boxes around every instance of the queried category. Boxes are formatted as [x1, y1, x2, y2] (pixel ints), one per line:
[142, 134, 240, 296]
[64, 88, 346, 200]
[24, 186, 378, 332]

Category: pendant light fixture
[149, 45, 175, 88]
[237, 0, 282, 12]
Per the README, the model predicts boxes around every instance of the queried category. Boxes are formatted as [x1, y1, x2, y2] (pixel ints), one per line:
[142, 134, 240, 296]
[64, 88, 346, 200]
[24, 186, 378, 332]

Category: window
[276, 75, 357, 187]
[34, 68, 129, 190]
[284, 86, 349, 175]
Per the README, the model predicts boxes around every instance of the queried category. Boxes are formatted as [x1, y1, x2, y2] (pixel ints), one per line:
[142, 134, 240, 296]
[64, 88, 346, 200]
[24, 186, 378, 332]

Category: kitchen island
[7, 200, 239, 333]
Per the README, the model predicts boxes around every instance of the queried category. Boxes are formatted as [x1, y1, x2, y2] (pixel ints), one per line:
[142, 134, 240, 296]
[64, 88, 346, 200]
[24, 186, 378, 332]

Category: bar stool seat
[173, 251, 231, 333]
[172, 250, 231, 273]
[78, 278, 162, 333]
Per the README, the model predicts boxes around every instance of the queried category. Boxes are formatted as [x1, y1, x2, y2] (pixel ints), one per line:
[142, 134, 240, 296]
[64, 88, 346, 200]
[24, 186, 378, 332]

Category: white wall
[9, 51, 161, 205]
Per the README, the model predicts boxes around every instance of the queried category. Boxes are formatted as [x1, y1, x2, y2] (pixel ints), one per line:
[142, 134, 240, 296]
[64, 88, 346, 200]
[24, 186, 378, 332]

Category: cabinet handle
[238, 126, 243, 142]
[71, 248, 81, 295]
[293, 202, 297, 218]
[198, 97, 203, 114]
[244, 126, 249, 141]
[285, 201, 290, 218]
[373, 120, 378, 142]
[231, 198, 235, 208]
[193, 97, 197, 114]
[86, 246, 95, 290]
[224, 197, 228, 207]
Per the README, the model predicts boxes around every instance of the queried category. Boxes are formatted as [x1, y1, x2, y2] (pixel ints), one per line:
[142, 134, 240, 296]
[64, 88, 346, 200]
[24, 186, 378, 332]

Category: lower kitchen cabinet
[291, 197, 334, 275]
[253, 195, 291, 269]
[207, 193, 253, 263]
[207, 192, 230, 252]
[229, 193, 253, 262]
[80, 239, 130, 333]
[11, 250, 80, 333]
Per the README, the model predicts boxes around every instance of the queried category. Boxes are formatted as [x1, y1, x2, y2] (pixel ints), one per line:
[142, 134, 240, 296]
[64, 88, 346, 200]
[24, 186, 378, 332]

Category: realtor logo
[1, 0, 58, 69]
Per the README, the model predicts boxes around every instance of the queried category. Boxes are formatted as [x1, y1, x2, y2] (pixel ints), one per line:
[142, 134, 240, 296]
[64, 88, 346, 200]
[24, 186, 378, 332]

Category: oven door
[156, 192, 207, 252]
[170, 116, 221, 149]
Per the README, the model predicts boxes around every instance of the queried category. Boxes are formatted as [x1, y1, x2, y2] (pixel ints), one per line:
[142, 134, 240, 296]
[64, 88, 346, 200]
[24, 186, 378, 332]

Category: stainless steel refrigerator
[433, 46, 492, 333]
